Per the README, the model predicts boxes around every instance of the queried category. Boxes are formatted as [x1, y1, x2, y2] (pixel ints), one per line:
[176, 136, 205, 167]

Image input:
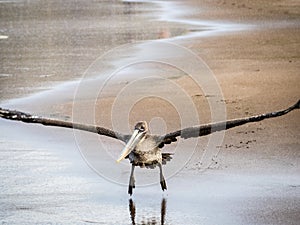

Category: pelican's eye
[139, 126, 145, 132]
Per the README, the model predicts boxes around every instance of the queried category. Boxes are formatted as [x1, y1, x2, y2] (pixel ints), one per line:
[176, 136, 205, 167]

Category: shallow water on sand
[2, 119, 299, 224]
[0, 0, 247, 102]
[0, 0, 190, 101]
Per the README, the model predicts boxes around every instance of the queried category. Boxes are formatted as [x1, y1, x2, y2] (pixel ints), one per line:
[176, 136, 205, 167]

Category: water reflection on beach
[129, 198, 167, 225]
[0, 0, 186, 101]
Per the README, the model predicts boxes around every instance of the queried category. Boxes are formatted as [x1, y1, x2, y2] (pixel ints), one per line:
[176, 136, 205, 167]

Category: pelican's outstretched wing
[158, 100, 300, 148]
[0, 107, 128, 143]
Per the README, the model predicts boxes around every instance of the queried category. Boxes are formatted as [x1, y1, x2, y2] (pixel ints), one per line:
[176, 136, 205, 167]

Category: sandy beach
[0, 0, 299, 224]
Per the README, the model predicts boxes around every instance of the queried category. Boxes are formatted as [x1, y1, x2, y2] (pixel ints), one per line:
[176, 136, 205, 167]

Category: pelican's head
[117, 121, 148, 162]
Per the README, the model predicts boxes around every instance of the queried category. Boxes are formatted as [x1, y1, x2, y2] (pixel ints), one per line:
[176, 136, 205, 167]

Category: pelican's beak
[117, 129, 145, 163]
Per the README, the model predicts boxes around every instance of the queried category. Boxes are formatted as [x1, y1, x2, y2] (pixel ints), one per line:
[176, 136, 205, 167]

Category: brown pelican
[0, 100, 299, 195]
[117, 121, 173, 195]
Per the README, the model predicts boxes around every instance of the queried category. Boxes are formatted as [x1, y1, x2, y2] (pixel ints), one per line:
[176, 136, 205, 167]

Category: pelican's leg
[128, 164, 135, 195]
[158, 163, 167, 191]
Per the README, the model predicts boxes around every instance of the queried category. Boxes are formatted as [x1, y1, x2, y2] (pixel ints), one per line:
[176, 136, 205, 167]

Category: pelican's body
[117, 121, 170, 195]
[128, 135, 161, 168]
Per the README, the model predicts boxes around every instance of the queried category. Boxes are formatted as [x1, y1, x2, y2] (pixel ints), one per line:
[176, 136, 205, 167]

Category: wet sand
[1, 0, 300, 224]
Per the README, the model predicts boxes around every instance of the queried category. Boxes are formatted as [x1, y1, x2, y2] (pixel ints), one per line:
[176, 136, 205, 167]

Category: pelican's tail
[162, 153, 173, 165]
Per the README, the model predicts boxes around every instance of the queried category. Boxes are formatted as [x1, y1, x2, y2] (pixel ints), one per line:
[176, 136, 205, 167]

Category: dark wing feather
[0, 107, 128, 142]
[159, 100, 300, 147]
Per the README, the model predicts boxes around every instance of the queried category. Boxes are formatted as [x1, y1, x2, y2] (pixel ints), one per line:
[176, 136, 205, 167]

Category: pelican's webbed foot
[158, 163, 167, 191]
[160, 178, 167, 191]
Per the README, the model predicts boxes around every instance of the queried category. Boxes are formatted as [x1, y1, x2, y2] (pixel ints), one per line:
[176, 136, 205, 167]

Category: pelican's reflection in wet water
[129, 198, 167, 225]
